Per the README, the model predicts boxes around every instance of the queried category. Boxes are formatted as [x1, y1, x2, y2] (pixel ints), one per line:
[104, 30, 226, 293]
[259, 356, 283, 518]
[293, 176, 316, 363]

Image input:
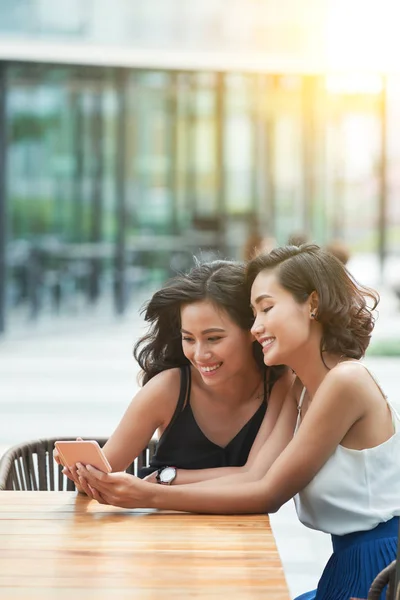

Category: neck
[285, 338, 340, 399]
[207, 362, 263, 407]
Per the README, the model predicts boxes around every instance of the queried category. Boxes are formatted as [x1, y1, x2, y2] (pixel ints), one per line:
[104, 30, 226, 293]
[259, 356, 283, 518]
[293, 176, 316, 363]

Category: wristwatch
[156, 466, 177, 485]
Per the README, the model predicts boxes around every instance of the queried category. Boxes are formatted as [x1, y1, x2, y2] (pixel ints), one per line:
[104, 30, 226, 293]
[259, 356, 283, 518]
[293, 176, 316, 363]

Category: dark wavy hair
[246, 244, 379, 361]
[134, 260, 284, 385]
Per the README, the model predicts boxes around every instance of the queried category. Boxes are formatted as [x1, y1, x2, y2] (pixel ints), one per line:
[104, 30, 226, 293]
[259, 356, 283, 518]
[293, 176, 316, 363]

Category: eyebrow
[181, 328, 226, 335]
[252, 294, 273, 307]
[250, 294, 273, 310]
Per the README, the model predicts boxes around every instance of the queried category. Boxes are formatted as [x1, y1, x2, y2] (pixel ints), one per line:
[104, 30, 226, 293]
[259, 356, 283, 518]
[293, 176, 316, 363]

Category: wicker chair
[0, 437, 157, 491]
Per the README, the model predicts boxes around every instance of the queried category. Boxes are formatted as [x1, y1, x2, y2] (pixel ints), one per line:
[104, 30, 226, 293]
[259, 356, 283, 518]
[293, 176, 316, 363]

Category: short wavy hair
[246, 244, 379, 360]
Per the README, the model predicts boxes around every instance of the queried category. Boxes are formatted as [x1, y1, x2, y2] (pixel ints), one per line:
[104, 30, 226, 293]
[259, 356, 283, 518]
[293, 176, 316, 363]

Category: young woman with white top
[77, 244, 400, 600]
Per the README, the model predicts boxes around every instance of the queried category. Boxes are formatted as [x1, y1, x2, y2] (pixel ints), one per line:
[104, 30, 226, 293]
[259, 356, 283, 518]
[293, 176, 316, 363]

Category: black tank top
[139, 366, 270, 478]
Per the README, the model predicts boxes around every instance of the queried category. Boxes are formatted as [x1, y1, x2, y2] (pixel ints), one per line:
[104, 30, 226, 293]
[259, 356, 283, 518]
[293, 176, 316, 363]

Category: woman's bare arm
[77, 367, 298, 506]
[60, 369, 181, 490]
[102, 364, 366, 513]
[102, 368, 181, 471]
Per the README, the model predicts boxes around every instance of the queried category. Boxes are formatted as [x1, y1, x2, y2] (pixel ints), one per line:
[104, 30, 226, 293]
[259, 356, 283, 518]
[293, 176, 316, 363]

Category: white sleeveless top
[293, 362, 400, 535]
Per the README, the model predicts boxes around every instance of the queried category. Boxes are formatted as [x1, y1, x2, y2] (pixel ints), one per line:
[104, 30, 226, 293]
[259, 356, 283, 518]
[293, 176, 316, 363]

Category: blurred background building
[1, 0, 400, 334]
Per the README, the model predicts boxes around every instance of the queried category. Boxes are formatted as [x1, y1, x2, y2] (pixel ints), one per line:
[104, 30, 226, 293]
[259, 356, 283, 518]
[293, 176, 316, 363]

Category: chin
[263, 351, 281, 367]
[200, 371, 223, 384]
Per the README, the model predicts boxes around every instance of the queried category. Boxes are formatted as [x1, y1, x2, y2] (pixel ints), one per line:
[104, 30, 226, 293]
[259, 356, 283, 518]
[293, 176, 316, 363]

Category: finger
[62, 467, 75, 482]
[64, 465, 81, 487]
[55, 451, 65, 467]
[69, 464, 79, 481]
[78, 476, 94, 498]
[90, 485, 108, 505]
[76, 464, 113, 494]
[77, 463, 110, 484]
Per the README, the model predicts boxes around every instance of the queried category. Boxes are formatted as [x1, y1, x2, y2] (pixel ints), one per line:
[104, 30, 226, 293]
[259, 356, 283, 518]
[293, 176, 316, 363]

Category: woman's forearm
[147, 478, 271, 514]
[174, 465, 248, 485]
[174, 467, 259, 488]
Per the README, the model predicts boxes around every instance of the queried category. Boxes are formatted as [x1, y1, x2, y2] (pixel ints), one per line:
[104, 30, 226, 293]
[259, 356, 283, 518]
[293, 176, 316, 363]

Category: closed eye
[262, 307, 272, 313]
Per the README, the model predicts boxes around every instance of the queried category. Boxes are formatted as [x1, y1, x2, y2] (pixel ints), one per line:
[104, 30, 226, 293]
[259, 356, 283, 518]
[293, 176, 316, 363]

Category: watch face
[160, 467, 176, 483]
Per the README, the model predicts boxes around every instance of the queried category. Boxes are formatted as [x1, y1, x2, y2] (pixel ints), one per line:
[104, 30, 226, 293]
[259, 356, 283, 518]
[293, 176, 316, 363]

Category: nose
[194, 343, 212, 362]
[251, 316, 264, 337]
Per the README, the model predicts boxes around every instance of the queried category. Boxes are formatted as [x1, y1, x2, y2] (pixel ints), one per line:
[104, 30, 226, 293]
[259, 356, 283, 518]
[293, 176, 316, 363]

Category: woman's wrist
[146, 481, 163, 509]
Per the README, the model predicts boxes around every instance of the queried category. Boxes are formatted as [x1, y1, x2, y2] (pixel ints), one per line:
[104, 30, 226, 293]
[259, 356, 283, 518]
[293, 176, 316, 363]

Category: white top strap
[294, 386, 307, 434]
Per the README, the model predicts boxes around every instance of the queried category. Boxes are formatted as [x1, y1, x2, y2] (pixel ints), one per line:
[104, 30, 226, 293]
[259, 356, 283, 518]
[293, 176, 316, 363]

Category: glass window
[125, 71, 174, 234]
[324, 78, 383, 253]
[224, 74, 255, 216]
[6, 64, 120, 322]
[271, 76, 304, 244]
[192, 73, 219, 218]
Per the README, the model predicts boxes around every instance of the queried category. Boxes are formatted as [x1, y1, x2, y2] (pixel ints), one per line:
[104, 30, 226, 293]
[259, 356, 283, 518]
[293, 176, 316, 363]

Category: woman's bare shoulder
[324, 360, 375, 392]
[311, 361, 378, 421]
[143, 367, 182, 396]
[128, 367, 185, 428]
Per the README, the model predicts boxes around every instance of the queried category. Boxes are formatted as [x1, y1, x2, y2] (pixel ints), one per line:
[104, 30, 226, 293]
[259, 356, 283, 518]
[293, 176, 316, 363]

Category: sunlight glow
[325, 73, 383, 95]
[326, 0, 399, 72]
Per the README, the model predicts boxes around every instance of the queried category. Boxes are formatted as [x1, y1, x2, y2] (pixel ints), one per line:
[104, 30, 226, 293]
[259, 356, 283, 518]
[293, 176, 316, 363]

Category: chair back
[0, 437, 156, 491]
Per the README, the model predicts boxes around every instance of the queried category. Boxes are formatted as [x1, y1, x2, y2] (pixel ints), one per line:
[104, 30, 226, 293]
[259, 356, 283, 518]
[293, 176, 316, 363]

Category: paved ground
[0, 265, 399, 598]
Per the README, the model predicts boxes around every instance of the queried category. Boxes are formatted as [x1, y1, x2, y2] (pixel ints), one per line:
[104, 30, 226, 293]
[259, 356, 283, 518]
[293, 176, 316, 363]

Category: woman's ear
[309, 291, 319, 319]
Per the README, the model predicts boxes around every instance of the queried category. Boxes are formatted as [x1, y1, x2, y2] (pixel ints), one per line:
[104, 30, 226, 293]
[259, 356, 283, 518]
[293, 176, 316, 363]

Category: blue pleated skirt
[295, 517, 399, 600]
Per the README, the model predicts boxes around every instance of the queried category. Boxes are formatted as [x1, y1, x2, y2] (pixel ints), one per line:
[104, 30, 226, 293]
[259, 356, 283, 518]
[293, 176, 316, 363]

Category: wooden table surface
[0, 491, 290, 599]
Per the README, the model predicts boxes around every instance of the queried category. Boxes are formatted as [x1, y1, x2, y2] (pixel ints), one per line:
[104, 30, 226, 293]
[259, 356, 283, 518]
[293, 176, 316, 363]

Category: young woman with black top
[57, 260, 291, 487]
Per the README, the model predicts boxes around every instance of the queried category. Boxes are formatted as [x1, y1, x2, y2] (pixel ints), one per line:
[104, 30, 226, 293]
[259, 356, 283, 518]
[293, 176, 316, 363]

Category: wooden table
[0, 492, 290, 599]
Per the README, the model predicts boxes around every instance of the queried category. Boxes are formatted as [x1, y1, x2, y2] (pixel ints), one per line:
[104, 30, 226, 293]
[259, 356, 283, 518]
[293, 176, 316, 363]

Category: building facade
[1, 0, 399, 333]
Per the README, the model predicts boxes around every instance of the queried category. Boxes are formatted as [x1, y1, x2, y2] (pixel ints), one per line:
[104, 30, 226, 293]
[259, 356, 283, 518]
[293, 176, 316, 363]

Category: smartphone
[55, 440, 112, 473]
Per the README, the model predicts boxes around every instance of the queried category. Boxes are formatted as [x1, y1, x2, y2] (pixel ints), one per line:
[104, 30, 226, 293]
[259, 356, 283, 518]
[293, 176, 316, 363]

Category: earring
[310, 313, 316, 319]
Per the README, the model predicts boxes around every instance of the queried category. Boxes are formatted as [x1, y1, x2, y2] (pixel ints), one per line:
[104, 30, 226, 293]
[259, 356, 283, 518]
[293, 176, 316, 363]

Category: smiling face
[250, 269, 315, 366]
[180, 299, 255, 385]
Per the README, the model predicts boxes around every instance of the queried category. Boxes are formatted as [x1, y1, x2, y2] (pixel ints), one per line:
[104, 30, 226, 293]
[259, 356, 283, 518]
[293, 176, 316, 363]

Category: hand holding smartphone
[54, 440, 112, 473]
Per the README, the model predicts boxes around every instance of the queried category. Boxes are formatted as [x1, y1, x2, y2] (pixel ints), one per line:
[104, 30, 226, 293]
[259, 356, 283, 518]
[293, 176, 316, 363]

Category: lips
[198, 362, 222, 373]
[259, 337, 275, 353]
